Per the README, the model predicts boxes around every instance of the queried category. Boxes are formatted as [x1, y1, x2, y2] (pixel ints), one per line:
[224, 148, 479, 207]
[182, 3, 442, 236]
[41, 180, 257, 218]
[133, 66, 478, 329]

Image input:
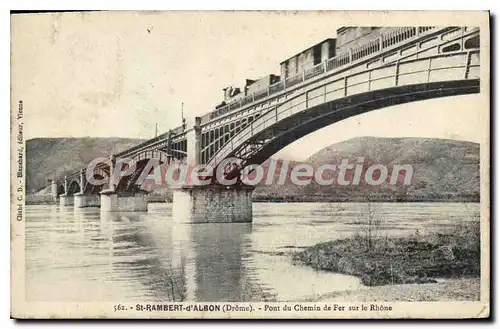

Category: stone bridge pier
[100, 190, 148, 212]
[74, 193, 101, 208]
[59, 194, 74, 206]
[172, 185, 254, 223]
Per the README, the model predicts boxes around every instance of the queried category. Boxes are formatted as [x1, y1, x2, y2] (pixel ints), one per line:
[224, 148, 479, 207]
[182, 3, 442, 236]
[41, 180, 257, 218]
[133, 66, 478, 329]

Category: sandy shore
[307, 278, 480, 302]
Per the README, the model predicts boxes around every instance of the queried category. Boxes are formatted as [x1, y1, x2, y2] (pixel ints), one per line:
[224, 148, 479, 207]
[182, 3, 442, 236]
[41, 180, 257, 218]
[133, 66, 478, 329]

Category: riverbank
[252, 195, 480, 203]
[307, 278, 480, 302]
[25, 194, 168, 205]
[25, 195, 55, 205]
[293, 222, 480, 287]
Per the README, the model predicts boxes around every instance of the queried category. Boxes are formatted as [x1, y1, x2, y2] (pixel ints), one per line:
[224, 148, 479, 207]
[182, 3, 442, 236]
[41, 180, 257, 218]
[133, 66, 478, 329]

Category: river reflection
[25, 202, 479, 302]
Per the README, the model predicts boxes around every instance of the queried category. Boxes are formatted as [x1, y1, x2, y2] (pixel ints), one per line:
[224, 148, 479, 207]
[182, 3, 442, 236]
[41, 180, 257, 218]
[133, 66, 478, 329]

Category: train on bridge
[210, 27, 438, 120]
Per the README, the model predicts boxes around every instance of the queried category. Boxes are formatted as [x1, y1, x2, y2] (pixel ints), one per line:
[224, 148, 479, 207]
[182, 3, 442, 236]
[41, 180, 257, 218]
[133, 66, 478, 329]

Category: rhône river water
[25, 202, 479, 302]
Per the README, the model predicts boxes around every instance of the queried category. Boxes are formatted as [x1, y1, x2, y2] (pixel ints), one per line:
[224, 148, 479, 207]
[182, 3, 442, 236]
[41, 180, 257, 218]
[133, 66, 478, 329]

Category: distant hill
[26, 137, 145, 193]
[254, 137, 480, 202]
[26, 136, 480, 202]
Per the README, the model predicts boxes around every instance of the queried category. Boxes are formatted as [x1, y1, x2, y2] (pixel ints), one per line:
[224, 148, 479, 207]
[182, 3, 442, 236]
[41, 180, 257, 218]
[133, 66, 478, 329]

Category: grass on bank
[294, 208, 480, 287]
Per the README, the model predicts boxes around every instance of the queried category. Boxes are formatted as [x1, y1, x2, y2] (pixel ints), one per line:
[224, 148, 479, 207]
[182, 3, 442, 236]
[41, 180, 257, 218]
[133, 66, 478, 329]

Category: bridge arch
[115, 149, 171, 191]
[66, 178, 81, 195]
[56, 183, 65, 196]
[79, 165, 111, 194]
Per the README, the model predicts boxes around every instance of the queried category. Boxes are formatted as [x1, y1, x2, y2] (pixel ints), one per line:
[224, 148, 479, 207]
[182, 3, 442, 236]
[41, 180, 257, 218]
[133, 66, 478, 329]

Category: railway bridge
[52, 26, 481, 223]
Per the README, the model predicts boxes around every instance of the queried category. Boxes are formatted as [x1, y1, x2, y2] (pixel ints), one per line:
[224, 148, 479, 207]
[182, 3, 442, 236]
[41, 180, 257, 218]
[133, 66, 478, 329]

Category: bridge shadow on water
[88, 209, 262, 302]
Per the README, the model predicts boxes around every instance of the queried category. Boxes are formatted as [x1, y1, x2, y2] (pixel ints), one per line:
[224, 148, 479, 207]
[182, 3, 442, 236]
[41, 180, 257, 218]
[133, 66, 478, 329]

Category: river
[25, 202, 479, 302]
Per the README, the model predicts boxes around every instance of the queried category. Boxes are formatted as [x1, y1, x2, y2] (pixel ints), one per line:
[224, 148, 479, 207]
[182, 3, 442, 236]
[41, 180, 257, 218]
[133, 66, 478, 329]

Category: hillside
[254, 137, 480, 202]
[26, 137, 145, 193]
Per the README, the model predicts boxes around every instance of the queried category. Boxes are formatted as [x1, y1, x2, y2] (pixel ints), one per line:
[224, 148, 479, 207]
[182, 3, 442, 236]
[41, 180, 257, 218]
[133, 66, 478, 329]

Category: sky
[11, 11, 487, 161]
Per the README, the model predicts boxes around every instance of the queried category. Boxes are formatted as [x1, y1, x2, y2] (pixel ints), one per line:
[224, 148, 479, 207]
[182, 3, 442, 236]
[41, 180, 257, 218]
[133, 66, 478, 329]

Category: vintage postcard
[10, 11, 490, 319]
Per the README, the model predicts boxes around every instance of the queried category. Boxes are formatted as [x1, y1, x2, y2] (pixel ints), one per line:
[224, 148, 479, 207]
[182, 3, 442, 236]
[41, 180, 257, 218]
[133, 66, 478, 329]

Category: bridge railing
[352, 38, 381, 61]
[114, 125, 185, 158]
[304, 63, 325, 80]
[269, 80, 285, 94]
[202, 26, 437, 124]
[327, 52, 350, 71]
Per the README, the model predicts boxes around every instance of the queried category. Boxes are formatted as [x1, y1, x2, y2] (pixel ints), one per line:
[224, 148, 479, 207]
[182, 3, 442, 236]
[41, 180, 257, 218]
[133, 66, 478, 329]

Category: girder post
[186, 117, 201, 166]
[167, 129, 173, 163]
[49, 179, 58, 202]
[108, 155, 116, 192]
[63, 176, 68, 195]
[79, 169, 85, 193]
[99, 154, 118, 210]
[395, 60, 400, 86]
[464, 51, 472, 79]
[59, 175, 74, 206]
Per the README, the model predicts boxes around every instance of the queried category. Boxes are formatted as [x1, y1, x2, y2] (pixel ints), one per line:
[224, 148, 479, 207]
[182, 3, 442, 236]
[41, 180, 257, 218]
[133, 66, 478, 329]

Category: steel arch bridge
[58, 26, 480, 193]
